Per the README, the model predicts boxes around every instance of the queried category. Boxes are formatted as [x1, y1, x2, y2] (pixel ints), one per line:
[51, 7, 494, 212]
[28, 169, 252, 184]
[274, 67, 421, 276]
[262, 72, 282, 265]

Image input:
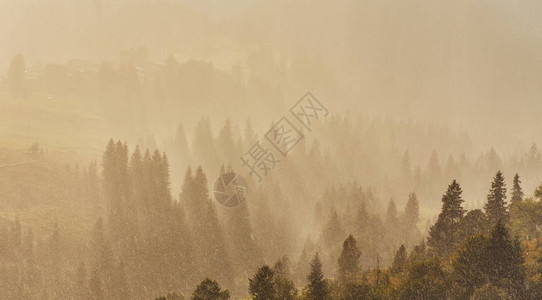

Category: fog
[0, 0, 541, 299]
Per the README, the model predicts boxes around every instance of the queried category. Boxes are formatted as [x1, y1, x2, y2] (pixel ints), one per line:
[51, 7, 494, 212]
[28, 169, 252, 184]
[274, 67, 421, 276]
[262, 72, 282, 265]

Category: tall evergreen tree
[484, 171, 508, 226]
[403, 192, 420, 244]
[216, 118, 237, 164]
[187, 166, 233, 286]
[386, 199, 398, 227]
[511, 173, 524, 205]
[321, 210, 345, 248]
[249, 265, 276, 300]
[427, 180, 466, 256]
[273, 257, 297, 300]
[338, 235, 361, 282]
[305, 254, 330, 300]
[392, 245, 408, 273]
[452, 221, 525, 298]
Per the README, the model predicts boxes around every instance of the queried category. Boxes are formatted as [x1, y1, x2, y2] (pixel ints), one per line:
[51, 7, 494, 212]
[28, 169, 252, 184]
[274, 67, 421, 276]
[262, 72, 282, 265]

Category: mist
[1, 0, 542, 299]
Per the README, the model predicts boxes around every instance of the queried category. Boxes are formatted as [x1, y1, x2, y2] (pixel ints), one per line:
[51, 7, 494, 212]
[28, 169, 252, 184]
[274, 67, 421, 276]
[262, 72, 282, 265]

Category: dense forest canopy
[0, 0, 541, 299]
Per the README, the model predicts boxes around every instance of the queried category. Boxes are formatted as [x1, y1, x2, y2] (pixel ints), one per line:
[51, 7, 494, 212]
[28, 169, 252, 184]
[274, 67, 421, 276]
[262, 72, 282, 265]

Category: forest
[0, 135, 541, 299]
[1, 0, 542, 299]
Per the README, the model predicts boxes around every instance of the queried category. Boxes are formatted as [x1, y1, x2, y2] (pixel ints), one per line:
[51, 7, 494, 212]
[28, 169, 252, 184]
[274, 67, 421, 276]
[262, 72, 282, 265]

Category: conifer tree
[321, 210, 345, 248]
[190, 166, 233, 286]
[403, 193, 420, 243]
[400, 258, 448, 299]
[386, 199, 398, 227]
[511, 173, 524, 205]
[392, 245, 408, 273]
[273, 257, 297, 300]
[305, 254, 330, 300]
[216, 118, 236, 164]
[191, 278, 230, 300]
[427, 180, 466, 256]
[427, 150, 442, 181]
[338, 235, 361, 282]
[484, 171, 508, 226]
[452, 221, 525, 298]
[249, 265, 276, 300]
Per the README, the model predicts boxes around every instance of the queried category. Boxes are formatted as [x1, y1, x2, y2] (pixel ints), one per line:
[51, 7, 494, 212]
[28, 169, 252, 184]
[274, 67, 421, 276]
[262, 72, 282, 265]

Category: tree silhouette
[428, 180, 466, 256]
[510, 173, 524, 205]
[305, 253, 330, 300]
[249, 265, 276, 300]
[191, 278, 229, 300]
[484, 171, 508, 226]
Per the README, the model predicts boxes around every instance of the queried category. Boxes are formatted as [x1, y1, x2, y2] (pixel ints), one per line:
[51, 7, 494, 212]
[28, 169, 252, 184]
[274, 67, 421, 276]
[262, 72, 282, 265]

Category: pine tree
[427, 180, 466, 256]
[191, 278, 229, 300]
[403, 192, 420, 244]
[216, 118, 236, 164]
[511, 173, 524, 205]
[225, 199, 260, 279]
[273, 257, 297, 300]
[392, 245, 408, 273]
[305, 254, 330, 300]
[338, 235, 361, 282]
[427, 150, 442, 181]
[321, 210, 345, 247]
[486, 221, 525, 297]
[484, 171, 508, 226]
[192, 117, 218, 171]
[452, 221, 525, 298]
[386, 199, 398, 227]
[249, 265, 276, 300]
[189, 166, 233, 286]
[457, 209, 489, 242]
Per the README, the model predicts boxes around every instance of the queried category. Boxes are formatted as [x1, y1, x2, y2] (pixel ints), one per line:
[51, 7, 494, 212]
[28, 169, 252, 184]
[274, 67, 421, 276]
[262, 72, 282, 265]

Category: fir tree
[427, 180, 466, 256]
[273, 257, 297, 300]
[338, 235, 361, 282]
[321, 210, 345, 248]
[191, 278, 229, 300]
[392, 245, 408, 273]
[386, 199, 398, 227]
[484, 171, 508, 226]
[511, 173, 524, 205]
[452, 221, 525, 298]
[305, 254, 330, 300]
[249, 265, 276, 300]
[485, 221, 525, 297]
[403, 192, 420, 243]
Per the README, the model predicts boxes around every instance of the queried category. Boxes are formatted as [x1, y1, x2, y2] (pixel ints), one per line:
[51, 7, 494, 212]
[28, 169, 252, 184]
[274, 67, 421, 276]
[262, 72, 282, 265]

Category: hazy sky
[1, 0, 541, 152]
